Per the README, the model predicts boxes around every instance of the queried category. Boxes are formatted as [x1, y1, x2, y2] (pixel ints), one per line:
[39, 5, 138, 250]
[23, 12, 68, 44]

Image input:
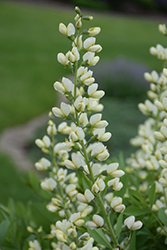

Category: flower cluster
[127, 23, 167, 240]
[27, 7, 143, 250]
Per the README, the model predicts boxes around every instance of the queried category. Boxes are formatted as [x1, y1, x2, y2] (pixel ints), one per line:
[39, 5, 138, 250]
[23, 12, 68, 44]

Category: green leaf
[26, 172, 40, 192]
[87, 228, 111, 249]
[0, 204, 10, 215]
[0, 220, 10, 243]
[129, 189, 142, 201]
[158, 207, 167, 227]
[128, 231, 136, 250]
[165, 237, 167, 245]
[124, 206, 148, 216]
[127, 189, 141, 207]
[148, 182, 156, 207]
[115, 213, 123, 237]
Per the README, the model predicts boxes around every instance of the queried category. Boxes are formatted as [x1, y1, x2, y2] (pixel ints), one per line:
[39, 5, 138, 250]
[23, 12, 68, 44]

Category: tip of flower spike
[75, 6, 81, 15]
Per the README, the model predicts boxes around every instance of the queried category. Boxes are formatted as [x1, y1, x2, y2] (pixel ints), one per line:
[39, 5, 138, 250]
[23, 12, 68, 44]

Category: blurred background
[0, 0, 167, 205]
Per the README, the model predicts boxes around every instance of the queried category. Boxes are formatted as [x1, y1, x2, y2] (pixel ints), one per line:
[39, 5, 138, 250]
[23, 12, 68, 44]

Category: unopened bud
[75, 6, 81, 15]
[70, 242, 77, 250]
[76, 18, 82, 28]
[37, 226, 42, 233]
[27, 226, 34, 233]
[83, 15, 93, 21]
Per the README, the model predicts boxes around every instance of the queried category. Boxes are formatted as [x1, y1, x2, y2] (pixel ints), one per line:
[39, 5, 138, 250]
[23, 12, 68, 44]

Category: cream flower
[52, 102, 70, 118]
[59, 22, 75, 37]
[124, 216, 142, 230]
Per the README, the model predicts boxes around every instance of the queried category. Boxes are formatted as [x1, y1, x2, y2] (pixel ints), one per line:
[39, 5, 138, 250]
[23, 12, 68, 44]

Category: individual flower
[52, 102, 70, 118]
[35, 157, 51, 171]
[91, 142, 109, 161]
[90, 113, 108, 128]
[159, 24, 167, 35]
[28, 240, 41, 250]
[70, 212, 85, 226]
[124, 216, 143, 230]
[47, 120, 57, 135]
[84, 37, 102, 53]
[88, 83, 104, 99]
[73, 35, 83, 49]
[80, 69, 95, 86]
[52, 229, 67, 242]
[154, 125, 167, 142]
[152, 199, 165, 211]
[138, 99, 157, 116]
[64, 152, 85, 170]
[77, 189, 94, 203]
[41, 178, 57, 191]
[69, 125, 85, 142]
[59, 22, 75, 37]
[107, 177, 123, 191]
[74, 96, 87, 111]
[77, 203, 93, 215]
[110, 197, 125, 213]
[88, 27, 101, 36]
[58, 122, 72, 134]
[66, 184, 78, 200]
[83, 52, 99, 66]
[79, 113, 89, 127]
[54, 77, 73, 94]
[35, 135, 51, 149]
[154, 97, 167, 111]
[86, 214, 104, 229]
[66, 47, 80, 63]
[106, 162, 125, 177]
[144, 70, 159, 83]
[93, 128, 111, 142]
[92, 177, 105, 193]
[57, 52, 69, 66]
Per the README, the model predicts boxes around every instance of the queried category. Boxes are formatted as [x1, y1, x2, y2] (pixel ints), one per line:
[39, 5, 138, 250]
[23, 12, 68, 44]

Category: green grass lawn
[0, 1, 166, 204]
[0, 1, 166, 132]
